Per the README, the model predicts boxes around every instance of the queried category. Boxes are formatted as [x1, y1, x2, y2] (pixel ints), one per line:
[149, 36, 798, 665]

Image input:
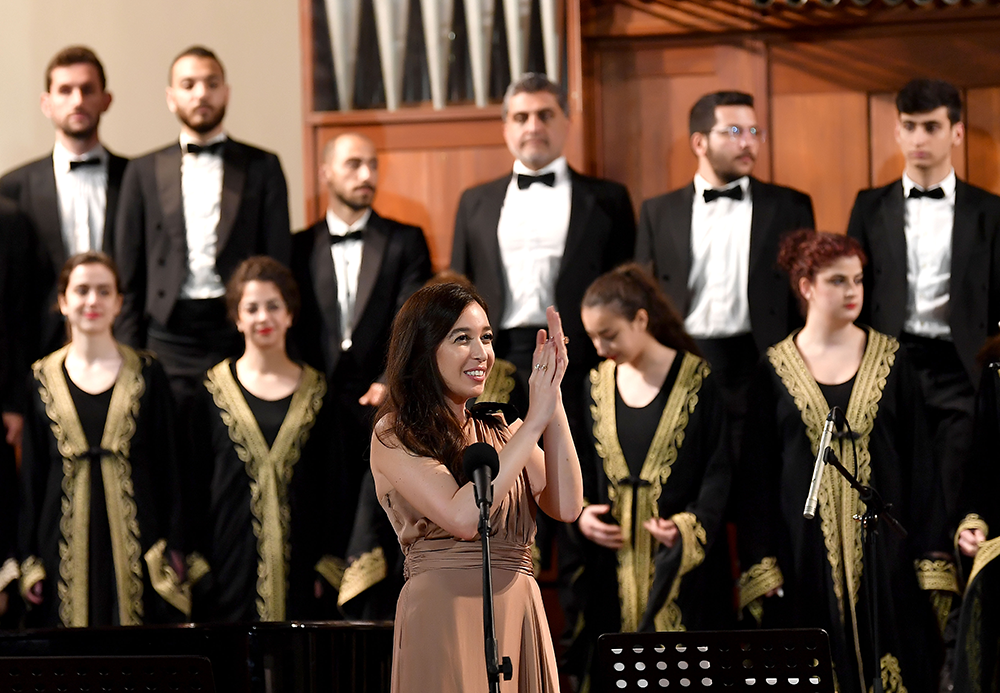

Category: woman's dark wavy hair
[376, 282, 492, 482]
[582, 262, 702, 357]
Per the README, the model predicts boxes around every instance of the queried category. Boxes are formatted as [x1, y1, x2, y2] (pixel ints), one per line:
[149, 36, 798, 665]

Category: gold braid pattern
[338, 548, 388, 606]
[35, 346, 147, 626]
[590, 353, 708, 632]
[652, 512, 706, 631]
[205, 361, 326, 621]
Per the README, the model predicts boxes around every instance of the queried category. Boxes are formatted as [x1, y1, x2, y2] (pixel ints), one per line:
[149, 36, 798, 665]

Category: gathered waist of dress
[404, 537, 534, 579]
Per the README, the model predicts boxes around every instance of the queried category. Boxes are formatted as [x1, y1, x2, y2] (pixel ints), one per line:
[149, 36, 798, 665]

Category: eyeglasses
[708, 126, 767, 143]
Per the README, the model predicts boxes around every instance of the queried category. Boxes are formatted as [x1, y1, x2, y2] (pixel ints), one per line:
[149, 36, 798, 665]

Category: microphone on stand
[803, 406, 844, 519]
[463, 442, 500, 509]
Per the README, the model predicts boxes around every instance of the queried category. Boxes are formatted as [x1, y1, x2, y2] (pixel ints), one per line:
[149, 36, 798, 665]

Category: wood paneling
[595, 42, 768, 210]
[312, 123, 512, 271]
[967, 87, 1000, 197]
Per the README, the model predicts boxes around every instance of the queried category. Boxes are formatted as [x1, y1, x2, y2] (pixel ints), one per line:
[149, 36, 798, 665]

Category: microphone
[463, 442, 500, 509]
[803, 407, 844, 519]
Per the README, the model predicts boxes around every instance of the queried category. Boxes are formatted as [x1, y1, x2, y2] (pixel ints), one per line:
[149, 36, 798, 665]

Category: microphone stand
[476, 489, 512, 692]
[821, 447, 907, 693]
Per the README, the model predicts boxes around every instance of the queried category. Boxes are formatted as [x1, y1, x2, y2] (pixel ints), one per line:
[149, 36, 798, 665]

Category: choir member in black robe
[953, 340, 1000, 693]
[569, 264, 734, 683]
[18, 251, 185, 628]
[737, 230, 955, 693]
[189, 256, 339, 622]
[0, 199, 30, 626]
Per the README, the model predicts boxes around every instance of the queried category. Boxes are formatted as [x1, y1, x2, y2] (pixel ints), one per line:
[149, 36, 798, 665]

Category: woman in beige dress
[370, 282, 583, 692]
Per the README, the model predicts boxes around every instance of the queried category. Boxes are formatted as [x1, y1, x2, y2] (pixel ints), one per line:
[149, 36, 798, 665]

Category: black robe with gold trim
[953, 362, 1000, 693]
[18, 346, 184, 627]
[570, 352, 734, 677]
[737, 329, 955, 693]
[188, 360, 337, 622]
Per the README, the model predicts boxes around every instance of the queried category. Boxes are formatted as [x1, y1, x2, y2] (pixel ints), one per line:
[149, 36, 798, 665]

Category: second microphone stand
[476, 487, 513, 692]
[821, 446, 907, 693]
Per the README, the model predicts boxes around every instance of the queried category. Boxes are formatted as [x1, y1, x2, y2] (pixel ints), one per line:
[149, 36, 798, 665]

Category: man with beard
[636, 90, 814, 462]
[1, 46, 129, 361]
[290, 133, 430, 616]
[114, 45, 290, 409]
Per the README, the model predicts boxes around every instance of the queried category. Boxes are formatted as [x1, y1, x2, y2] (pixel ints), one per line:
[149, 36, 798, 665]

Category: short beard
[706, 142, 752, 184]
[179, 104, 227, 135]
[335, 190, 373, 212]
[61, 124, 98, 142]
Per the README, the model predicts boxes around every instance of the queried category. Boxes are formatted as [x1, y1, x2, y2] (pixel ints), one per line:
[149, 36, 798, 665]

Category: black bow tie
[330, 228, 365, 245]
[69, 158, 102, 171]
[703, 185, 744, 203]
[186, 141, 224, 156]
[908, 186, 945, 200]
[517, 172, 555, 190]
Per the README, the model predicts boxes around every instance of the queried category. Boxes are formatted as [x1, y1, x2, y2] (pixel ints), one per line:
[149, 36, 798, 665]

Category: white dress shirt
[52, 141, 108, 255]
[685, 174, 753, 339]
[497, 156, 572, 329]
[327, 208, 370, 351]
[179, 133, 227, 300]
[902, 170, 955, 339]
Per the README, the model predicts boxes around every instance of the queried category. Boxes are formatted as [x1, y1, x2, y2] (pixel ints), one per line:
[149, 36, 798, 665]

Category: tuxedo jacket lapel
[310, 221, 343, 369]
[477, 176, 510, 309]
[27, 159, 66, 270]
[878, 181, 907, 276]
[216, 142, 247, 254]
[353, 212, 387, 327]
[952, 180, 978, 282]
[559, 170, 596, 279]
[102, 154, 128, 253]
[154, 145, 186, 252]
[748, 178, 776, 278]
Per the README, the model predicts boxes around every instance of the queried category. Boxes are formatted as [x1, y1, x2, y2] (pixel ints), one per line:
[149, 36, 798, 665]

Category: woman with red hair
[736, 230, 955, 693]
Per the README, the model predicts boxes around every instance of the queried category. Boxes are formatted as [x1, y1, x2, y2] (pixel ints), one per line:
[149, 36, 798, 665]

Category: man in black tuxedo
[115, 45, 290, 408]
[451, 73, 634, 679]
[291, 133, 431, 613]
[0, 46, 128, 360]
[636, 90, 814, 459]
[451, 72, 635, 435]
[0, 198, 29, 626]
[847, 79, 1000, 527]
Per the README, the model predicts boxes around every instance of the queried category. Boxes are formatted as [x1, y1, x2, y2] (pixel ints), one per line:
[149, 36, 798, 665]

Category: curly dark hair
[777, 230, 867, 317]
[224, 256, 300, 324]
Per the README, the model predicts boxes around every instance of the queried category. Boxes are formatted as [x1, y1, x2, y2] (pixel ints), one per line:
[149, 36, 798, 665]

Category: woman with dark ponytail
[736, 229, 954, 693]
[569, 262, 734, 677]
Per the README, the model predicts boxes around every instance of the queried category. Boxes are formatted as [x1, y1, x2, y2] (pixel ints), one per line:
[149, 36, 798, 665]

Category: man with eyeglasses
[848, 79, 1000, 538]
[636, 90, 814, 462]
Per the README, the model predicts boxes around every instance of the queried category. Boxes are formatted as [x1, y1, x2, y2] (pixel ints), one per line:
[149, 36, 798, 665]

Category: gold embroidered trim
[652, 512, 706, 631]
[914, 559, 959, 593]
[205, 361, 326, 621]
[768, 330, 896, 625]
[338, 547, 387, 606]
[0, 557, 20, 592]
[144, 539, 191, 617]
[315, 555, 346, 590]
[19, 556, 45, 598]
[968, 535, 1000, 591]
[590, 353, 708, 632]
[35, 345, 147, 626]
[929, 591, 953, 638]
[477, 358, 516, 404]
[738, 556, 784, 610]
[870, 653, 908, 693]
[956, 513, 990, 561]
[187, 553, 210, 585]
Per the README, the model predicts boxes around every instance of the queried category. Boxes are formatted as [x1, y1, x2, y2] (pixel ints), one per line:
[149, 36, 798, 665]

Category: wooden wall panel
[967, 87, 1000, 197]
[595, 42, 767, 212]
[313, 121, 512, 271]
[770, 92, 868, 235]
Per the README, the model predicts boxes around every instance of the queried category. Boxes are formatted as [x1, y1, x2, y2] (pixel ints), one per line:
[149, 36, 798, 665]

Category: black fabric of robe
[736, 330, 951, 693]
[565, 353, 734, 683]
[188, 360, 338, 622]
[19, 349, 183, 627]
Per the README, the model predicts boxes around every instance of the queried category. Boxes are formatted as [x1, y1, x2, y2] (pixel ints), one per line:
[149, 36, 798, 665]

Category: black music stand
[597, 629, 833, 692]
[0, 654, 216, 693]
